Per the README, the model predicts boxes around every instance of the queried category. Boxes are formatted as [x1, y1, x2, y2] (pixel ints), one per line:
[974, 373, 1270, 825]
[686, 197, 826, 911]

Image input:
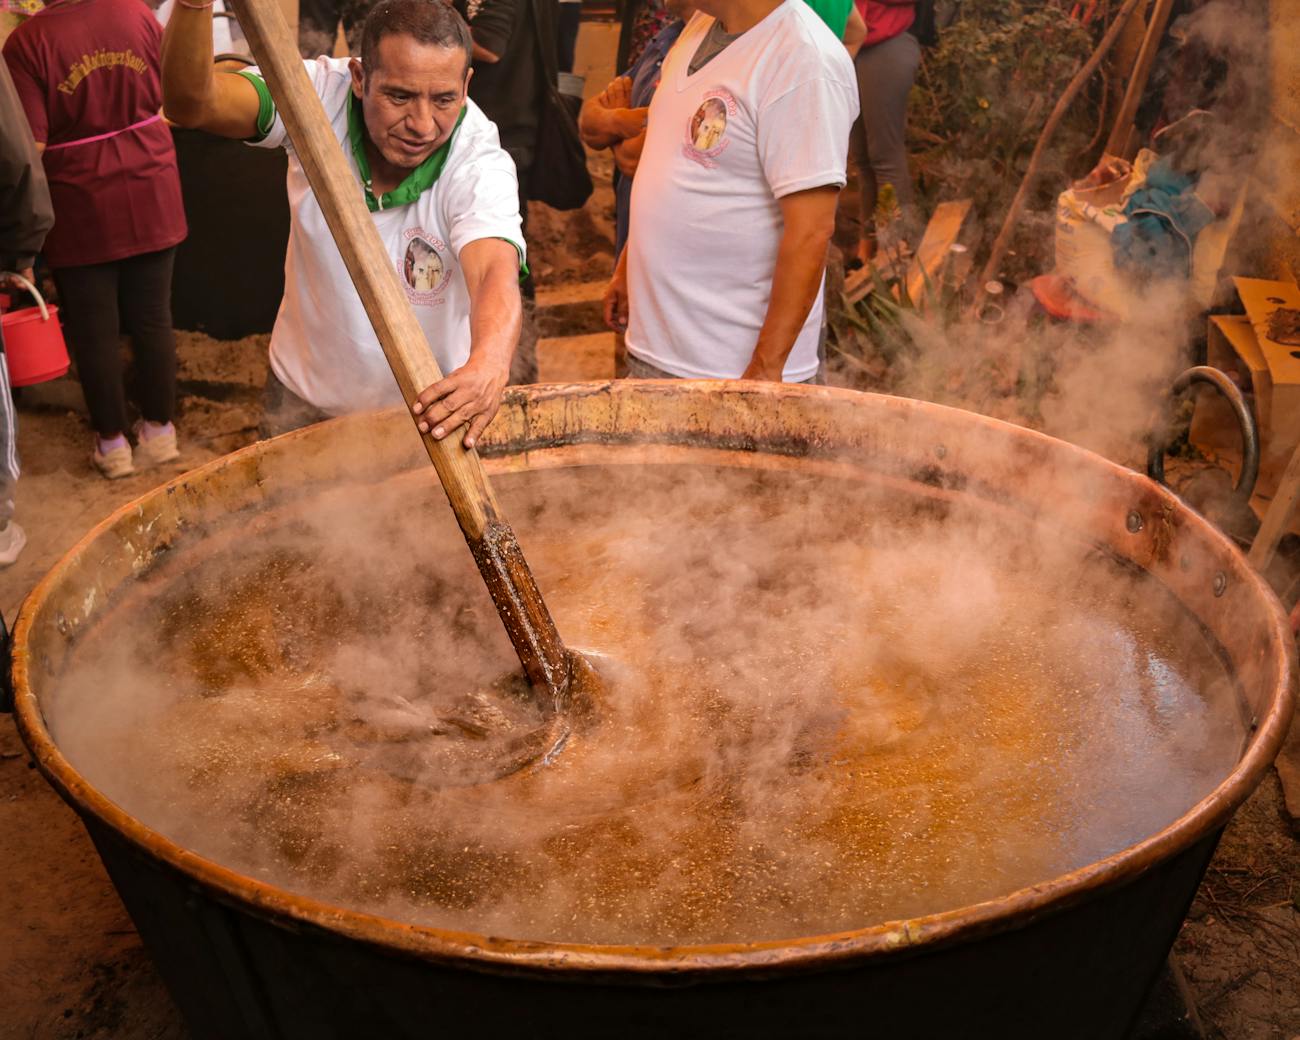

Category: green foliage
[909, 0, 1098, 238]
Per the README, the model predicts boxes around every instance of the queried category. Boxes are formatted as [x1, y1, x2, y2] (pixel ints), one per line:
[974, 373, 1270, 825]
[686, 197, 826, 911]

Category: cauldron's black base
[1131, 959, 1206, 1040]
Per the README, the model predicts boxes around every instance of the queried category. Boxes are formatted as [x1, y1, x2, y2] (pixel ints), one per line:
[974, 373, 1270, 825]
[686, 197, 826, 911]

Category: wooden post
[1104, 0, 1175, 159]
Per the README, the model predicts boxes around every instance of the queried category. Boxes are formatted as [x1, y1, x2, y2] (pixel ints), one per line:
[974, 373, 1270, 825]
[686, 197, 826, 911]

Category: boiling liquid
[52, 465, 1243, 945]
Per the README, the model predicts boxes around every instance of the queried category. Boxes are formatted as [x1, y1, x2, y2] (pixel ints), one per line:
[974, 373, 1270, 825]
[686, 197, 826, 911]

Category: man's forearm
[746, 219, 834, 380]
[467, 256, 522, 374]
[578, 97, 621, 149]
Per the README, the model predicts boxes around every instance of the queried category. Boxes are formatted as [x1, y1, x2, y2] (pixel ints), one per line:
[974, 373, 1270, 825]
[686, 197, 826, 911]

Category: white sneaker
[93, 440, 134, 480]
[0, 521, 26, 566]
[132, 421, 179, 469]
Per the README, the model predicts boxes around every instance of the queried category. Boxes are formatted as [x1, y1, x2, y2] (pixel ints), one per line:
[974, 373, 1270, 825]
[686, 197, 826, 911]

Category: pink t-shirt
[855, 0, 915, 45]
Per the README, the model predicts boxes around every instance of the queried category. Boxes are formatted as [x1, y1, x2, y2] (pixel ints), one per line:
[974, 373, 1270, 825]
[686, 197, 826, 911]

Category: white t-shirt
[248, 57, 524, 415]
[624, 2, 857, 381]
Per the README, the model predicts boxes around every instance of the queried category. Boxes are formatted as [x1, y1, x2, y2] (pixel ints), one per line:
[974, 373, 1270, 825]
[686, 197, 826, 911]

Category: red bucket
[1, 276, 69, 387]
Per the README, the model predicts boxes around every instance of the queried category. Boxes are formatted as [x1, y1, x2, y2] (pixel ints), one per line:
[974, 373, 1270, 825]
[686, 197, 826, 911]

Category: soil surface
[1, 30, 1298, 1040]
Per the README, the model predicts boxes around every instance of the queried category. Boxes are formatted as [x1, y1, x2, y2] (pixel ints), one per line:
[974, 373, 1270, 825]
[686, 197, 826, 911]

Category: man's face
[350, 35, 471, 171]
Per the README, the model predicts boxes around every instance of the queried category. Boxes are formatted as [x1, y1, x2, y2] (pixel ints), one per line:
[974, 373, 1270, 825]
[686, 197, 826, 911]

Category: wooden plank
[1248, 438, 1300, 570]
[844, 266, 873, 305]
[1235, 276, 1300, 387]
[841, 200, 972, 308]
[1106, 0, 1176, 159]
[903, 199, 972, 306]
[1236, 278, 1300, 511]
[1212, 315, 1271, 432]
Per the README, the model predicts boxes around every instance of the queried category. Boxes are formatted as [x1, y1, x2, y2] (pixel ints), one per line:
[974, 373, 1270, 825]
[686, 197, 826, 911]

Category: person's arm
[603, 241, 630, 332]
[161, 3, 262, 137]
[0, 59, 53, 284]
[611, 129, 646, 178]
[0, 56, 52, 284]
[842, 6, 865, 57]
[466, 0, 519, 70]
[578, 76, 646, 150]
[741, 185, 838, 381]
[411, 238, 520, 449]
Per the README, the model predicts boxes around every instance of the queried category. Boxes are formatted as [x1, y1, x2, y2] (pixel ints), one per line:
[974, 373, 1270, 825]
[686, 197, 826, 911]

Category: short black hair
[359, 0, 473, 78]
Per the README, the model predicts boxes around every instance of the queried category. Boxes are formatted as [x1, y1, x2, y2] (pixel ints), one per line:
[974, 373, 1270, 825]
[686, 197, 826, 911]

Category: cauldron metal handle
[1147, 365, 1260, 504]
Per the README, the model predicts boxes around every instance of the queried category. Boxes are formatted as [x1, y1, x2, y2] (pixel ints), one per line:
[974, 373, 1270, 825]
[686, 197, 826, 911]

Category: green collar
[347, 95, 465, 212]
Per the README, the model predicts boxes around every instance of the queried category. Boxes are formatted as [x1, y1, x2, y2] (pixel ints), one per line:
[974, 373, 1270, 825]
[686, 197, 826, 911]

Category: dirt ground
[1, 38, 1298, 1040]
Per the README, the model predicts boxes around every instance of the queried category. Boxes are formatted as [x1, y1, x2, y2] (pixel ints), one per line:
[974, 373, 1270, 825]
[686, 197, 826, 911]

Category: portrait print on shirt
[683, 90, 737, 168]
[401, 230, 449, 304]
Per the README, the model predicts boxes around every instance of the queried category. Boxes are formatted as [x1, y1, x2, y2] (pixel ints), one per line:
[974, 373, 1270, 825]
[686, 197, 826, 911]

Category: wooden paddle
[224, 0, 574, 709]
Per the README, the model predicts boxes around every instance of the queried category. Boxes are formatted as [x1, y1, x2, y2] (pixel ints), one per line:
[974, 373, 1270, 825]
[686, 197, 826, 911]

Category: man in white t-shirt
[162, 0, 523, 448]
[603, 0, 858, 383]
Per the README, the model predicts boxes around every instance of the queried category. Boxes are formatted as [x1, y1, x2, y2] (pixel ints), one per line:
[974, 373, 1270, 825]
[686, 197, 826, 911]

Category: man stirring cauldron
[163, 0, 523, 446]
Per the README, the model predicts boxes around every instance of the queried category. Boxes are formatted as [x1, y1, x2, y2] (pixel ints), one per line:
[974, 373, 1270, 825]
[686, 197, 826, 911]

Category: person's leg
[117, 247, 181, 467]
[258, 368, 334, 440]
[297, 0, 344, 57]
[622, 354, 680, 379]
[509, 164, 539, 384]
[117, 247, 178, 427]
[0, 325, 24, 566]
[53, 262, 135, 477]
[557, 1, 581, 73]
[857, 33, 922, 228]
[847, 109, 877, 264]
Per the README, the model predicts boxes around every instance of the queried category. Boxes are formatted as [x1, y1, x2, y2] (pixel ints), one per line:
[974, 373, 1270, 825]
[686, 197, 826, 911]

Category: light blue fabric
[1112, 159, 1215, 280]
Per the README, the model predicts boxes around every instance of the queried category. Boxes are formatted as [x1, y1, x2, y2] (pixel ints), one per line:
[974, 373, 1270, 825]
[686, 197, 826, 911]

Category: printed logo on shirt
[57, 48, 149, 95]
[401, 230, 449, 306]
[683, 89, 737, 168]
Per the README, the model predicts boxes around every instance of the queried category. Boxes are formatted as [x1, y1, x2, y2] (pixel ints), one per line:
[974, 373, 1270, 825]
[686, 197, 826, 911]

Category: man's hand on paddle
[412, 237, 522, 450]
[412, 355, 509, 449]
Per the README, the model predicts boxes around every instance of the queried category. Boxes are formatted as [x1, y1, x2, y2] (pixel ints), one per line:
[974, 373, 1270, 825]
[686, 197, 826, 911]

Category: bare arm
[161, 4, 262, 137]
[603, 240, 630, 332]
[843, 6, 865, 57]
[411, 238, 521, 448]
[742, 186, 839, 381]
[611, 129, 646, 178]
[578, 76, 646, 149]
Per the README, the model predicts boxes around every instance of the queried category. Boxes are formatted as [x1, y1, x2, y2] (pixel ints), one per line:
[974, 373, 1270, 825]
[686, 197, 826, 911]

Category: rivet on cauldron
[1213, 572, 1228, 597]
[1126, 511, 1144, 533]
[55, 612, 70, 636]
[935, 445, 947, 459]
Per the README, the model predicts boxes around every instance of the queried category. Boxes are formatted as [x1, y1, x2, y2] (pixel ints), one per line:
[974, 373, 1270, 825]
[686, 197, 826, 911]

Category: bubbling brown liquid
[51, 464, 1243, 945]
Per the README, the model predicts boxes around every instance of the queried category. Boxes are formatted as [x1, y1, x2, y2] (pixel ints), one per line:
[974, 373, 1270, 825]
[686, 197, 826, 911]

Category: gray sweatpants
[622, 353, 826, 385]
[848, 31, 921, 239]
[0, 350, 19, 527]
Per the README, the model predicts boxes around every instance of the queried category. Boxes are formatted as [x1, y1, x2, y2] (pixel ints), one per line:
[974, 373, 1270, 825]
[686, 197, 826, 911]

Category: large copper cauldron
[9, 381, 1295, 1039]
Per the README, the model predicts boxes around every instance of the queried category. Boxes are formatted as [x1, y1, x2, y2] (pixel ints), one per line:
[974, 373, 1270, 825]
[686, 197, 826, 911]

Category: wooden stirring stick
[224, 0, 573, 707]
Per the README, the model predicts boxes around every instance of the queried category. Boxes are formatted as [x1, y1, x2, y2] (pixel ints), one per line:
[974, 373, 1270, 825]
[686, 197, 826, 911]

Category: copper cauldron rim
[12, 380, 1296, 982]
